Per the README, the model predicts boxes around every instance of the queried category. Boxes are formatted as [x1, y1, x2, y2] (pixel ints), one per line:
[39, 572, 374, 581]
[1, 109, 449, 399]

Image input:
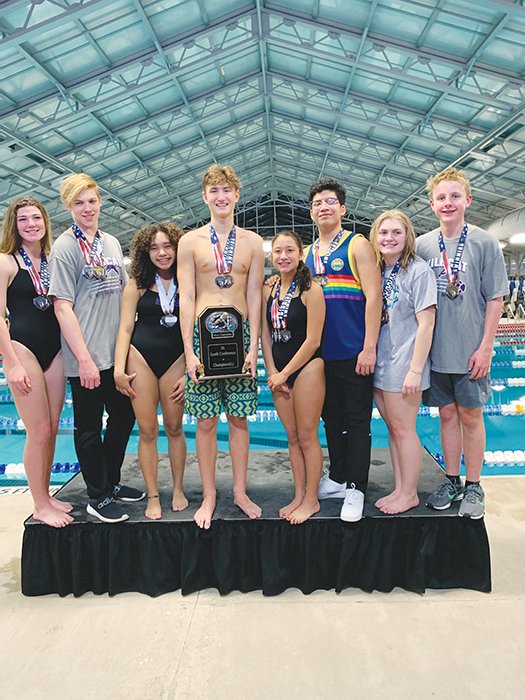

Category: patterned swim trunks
[185, 319, 258, 418]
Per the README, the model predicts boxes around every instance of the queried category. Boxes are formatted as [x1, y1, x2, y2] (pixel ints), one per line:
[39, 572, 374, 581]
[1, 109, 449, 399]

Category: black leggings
[69, 368, 135, 499]
[322, 357, 373, 493]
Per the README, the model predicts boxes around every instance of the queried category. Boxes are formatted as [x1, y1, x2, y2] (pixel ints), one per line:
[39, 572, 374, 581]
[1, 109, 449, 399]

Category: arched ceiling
[1, 0, 525, 251]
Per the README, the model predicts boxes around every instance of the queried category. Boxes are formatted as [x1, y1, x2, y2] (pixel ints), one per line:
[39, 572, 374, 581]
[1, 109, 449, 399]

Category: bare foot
[49, 496, 73, 513]
[288, 499, 320, 525]
[234, 492, 262, 519]
[379, 494, 419, 515]
[375, 489, 400, 509]
[279, 495, 304, 519]
[33, 505, 74, 528]
[145, 494, 162, 520]
[194, 495, 216, 529]
[172, 490, 188, 512]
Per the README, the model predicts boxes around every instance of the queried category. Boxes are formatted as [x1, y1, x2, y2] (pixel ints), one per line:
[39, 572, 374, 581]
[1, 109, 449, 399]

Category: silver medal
[33, 295, 51, 311]
[215, 274, 234, 288]
[160, 315, 177, 328]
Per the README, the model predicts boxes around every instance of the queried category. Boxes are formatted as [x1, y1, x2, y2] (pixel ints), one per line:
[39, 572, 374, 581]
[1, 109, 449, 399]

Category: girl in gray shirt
[370, 210, 437, 515]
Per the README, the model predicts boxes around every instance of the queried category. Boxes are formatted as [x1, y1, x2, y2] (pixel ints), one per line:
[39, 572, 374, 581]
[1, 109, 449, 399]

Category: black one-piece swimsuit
[7, 256, 61, 371]
[266, 292, 322, 387]
[130, 289, 184, 379]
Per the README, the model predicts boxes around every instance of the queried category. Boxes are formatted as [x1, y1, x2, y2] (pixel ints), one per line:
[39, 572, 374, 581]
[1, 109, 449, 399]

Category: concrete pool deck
[0, 475, 524, 699]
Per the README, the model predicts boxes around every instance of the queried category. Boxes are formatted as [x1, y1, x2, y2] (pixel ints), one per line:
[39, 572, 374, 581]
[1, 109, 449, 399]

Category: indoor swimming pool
[1, 323, 525, 485]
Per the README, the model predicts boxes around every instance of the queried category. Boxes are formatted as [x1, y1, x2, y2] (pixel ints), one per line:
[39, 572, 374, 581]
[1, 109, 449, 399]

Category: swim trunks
[185, 318, 258, 418]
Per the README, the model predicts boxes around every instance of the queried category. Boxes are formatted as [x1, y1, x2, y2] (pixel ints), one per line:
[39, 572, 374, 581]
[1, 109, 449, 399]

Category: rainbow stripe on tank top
[304, 230, 366, 360]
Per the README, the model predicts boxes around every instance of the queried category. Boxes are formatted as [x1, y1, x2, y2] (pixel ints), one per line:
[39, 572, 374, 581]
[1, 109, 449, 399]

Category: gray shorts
[423, 371, 491, 409]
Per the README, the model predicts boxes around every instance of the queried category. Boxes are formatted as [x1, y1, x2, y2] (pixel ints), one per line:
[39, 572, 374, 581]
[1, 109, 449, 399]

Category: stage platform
[21, 450, 491, 597]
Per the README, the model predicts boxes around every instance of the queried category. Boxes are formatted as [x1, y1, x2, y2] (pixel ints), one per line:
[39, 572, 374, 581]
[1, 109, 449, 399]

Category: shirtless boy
[178, 164, 264, 529]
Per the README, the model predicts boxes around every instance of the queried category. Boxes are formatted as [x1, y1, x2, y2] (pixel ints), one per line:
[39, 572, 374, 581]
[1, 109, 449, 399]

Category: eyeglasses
[311, 197, 340, 209]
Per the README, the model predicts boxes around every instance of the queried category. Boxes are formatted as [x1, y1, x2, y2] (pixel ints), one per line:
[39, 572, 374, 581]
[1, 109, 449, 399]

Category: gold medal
[446, 283, 458, 300]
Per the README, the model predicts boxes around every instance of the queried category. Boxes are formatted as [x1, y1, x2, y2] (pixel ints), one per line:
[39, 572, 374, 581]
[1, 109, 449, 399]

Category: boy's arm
[49, 243, 100, 389]
[114, 279, 140, 398]
[353, 237, 382, 375]
[178, 235, 200, 381]
[244, 236, 264, 378]
[468, 297, 503, 379]
[53, 298, 100, 388]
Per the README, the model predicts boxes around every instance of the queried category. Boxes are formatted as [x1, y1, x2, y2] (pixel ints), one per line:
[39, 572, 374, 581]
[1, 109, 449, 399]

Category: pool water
[2, 327, 525, 484]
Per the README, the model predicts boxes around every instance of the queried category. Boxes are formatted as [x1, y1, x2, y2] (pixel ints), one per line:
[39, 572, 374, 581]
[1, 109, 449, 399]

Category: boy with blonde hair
[416, 167, 507, 518]
[49, 173, 144, 523]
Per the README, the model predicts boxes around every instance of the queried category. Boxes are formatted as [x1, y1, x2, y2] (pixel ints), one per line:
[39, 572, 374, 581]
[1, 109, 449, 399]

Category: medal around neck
[160, 314, 178, 328]
[215, 274, 234, 288]
[33, 295, 51, 311]
[92, 264, 106, 280]
[313, 275, 328, 287]
[446, 283, 459, 300]
[197, 305, 250, 381]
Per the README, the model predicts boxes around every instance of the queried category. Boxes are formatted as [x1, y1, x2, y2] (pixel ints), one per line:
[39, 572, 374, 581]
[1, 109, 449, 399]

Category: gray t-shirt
[374, 256, 437, 392]
[49, 230, 127, 377]
[416, 225, 508, 373]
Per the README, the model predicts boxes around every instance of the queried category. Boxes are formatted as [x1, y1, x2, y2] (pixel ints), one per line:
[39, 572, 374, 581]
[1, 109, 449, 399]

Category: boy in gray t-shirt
[416, 167, 508, 519]
[49, 173, 144, 523]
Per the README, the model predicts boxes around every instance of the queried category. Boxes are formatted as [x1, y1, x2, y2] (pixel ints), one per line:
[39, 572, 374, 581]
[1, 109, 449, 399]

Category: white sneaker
[318, 471, 346, 499]
[340, 484, 364, 522]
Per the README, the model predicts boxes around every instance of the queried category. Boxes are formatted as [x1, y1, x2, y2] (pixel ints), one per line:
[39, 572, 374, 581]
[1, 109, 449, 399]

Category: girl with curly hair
[114, 222, 187, 519]
[0, 196, 72, 527]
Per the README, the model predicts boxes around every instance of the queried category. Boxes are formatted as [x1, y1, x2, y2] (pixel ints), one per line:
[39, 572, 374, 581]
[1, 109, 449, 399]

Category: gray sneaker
[458, 483, 485, 519]
[426, 477, 464, 510]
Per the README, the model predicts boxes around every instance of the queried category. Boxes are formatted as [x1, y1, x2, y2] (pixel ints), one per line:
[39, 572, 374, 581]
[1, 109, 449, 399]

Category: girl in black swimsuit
[0, 196, 72, 527]
[114, 222, 187, 519]
[261, 231, 326, 525]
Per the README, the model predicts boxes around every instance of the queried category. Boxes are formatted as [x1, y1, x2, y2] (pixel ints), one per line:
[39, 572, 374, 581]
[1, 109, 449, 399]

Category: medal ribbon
[209, 224, 236, 274]
[72, 221, 104, 267]
[19, 247, 49, 296]
[155, 273, 177, 315]
[438, 222, 468, 286]
[313, 228, 345, 275]
[270, 277, 298, 331]
[382, 260, 401, 304]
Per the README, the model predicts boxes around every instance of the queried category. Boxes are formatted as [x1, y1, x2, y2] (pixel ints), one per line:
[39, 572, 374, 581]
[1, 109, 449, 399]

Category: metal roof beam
[395, 108, 525, 210]
[0, 6, 258, 124]
[255, 0, 275, 191]
[0, 0, 108, 47]
[0, 122, 155, 222]
[318, 0, 378, 177]
[264, 3, 523, 83]
[130, 0, 218, 164]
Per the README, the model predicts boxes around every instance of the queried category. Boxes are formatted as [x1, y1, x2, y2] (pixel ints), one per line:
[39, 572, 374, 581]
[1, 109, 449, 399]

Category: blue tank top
[304, 231, 366, 360]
